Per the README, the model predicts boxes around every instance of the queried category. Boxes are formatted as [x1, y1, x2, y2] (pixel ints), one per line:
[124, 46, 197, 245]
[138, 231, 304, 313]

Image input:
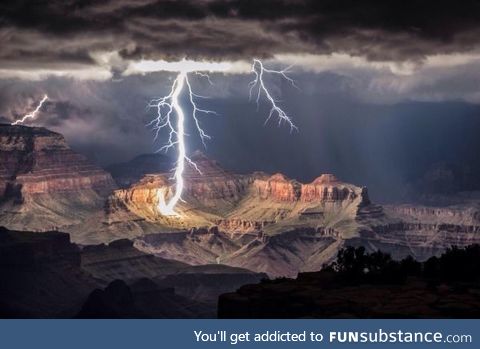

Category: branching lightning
[147, 71, 216, 216]
[249, 59, 298, 131]
[148, 59, 297, 216]
[11, 95, 49, 125]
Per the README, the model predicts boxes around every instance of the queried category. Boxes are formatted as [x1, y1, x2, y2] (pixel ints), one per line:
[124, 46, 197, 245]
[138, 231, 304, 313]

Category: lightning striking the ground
[11, 95, 49, 126]
[147, 71, 216, 216]
[148, 59, 297, 216]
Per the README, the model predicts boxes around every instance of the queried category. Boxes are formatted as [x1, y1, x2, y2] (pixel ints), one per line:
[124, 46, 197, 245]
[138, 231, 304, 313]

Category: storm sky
[1, 0, 480, 202]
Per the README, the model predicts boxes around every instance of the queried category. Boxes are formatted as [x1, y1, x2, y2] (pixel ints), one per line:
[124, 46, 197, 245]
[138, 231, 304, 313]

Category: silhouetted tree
[327, 244, 480, 285]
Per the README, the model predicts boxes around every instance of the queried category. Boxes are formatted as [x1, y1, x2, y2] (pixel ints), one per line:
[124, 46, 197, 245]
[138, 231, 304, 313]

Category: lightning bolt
[249, 59, 298, 131]
[11, 95, 49, 126]
[149, 59, 297, 216]
[148, 71, 216, 216]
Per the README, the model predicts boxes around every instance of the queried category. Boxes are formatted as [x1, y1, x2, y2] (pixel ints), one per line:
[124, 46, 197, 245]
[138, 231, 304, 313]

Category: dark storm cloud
[2, 0, 480, 72]
[1, 0, 480, 205]
[0, 72, 211, 163]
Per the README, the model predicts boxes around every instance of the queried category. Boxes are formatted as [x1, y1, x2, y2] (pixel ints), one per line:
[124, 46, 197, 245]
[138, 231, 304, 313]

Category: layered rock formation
[3, 125, 479, 280]
[251, 173, 366, 204]
[301, 174, 368, 203]
[252, 173, 365, 204]
[4, 125, 480, 318]
[110, 175, 169, 221]
[106, 151, 480, 278]
[181, 151, 249, 209]
[105, 151, 250, 228]
[403, 162, 480, 204]
[135, 227, 342, 278]
[0, 125, 116, 231]
[254, 173, 301, 201]
[385, 204, 480, 226]
[0, 125, 115, 197]
[105, 154, 370, 277]
[350, 203, 480, 261]
[107, 152, 368, 233]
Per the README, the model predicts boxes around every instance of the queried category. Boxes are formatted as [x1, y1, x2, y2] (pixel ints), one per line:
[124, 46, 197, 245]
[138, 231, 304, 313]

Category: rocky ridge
[0, 125, 116, 230]
[0, 125, 115, 197]
[351, 203, 480, 261]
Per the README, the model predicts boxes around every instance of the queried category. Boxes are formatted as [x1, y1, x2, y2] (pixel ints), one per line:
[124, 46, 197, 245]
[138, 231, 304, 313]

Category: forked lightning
[149, 59, 297, 216]
[11, 95, 49, 125]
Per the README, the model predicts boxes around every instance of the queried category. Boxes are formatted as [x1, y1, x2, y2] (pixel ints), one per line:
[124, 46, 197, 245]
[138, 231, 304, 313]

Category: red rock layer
[253, 173, 364, 204]
[109, 152, 370, 220]
[109, 152, 249, 215]
[112, 174, 167, 207]
[0, 125, 116, 199]
[301, 174, 358, 202]
[181, 151, 247, 203]
[253, 173, 301, 201]
[215, 218, 273, 233]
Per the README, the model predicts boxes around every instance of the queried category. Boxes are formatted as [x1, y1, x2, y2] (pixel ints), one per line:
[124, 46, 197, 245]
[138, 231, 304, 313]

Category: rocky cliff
[253, 173, 301, 201]
[350, 203, 480, 261]
[301, 174, 368, 203]
[0, 125, 115, 197]
[182, 151, 249, 208]
[106, 152, 480, 277]
[0, 124, 116, 231]
[107, 152, 369, 234]
[106, 154, 370, 277]
[251, 173, 366, 204]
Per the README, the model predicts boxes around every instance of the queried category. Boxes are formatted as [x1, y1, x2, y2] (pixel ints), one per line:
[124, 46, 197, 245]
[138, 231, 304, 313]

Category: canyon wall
[0, 125, 116, 231]
[0, 125, 115, 199]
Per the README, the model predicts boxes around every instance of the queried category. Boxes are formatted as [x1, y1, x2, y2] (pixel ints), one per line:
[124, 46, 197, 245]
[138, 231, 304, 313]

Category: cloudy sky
[1, 0, 480, 202]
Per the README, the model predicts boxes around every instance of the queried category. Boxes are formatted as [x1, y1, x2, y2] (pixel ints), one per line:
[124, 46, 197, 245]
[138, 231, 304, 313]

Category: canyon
[105, 151, 480, 277]
[1, 124, 480, 280]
